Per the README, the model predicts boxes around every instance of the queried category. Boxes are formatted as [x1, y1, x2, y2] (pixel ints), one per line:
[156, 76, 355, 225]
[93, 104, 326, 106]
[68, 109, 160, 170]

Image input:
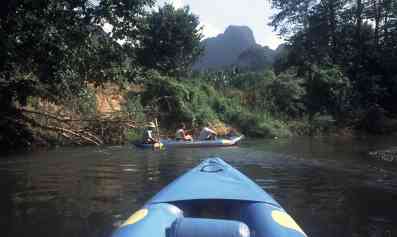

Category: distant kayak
[112, 158, 307, 237]
[134, 135, 244, 149]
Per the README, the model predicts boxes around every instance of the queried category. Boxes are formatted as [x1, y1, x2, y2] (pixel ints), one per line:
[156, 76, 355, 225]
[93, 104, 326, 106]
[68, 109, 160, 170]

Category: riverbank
[3, 71, 397, 153]
[2, 107, 392, 154]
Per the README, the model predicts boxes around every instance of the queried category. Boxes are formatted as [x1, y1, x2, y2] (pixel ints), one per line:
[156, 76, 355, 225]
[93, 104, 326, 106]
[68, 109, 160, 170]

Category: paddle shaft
[154, 118, 161, 142]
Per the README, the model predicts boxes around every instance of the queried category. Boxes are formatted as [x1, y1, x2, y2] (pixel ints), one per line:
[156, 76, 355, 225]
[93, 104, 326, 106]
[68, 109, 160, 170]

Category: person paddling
[175, 123, 193, 141]
[199, 122, 217, 140]
[143, 122, 156, 144]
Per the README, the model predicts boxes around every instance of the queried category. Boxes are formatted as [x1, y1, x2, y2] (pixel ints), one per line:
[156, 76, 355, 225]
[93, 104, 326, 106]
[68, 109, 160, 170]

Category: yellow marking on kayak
[153, 142, 164, 150]
[271, 210, 306, 236]
[121, 209, 148, 227]
[222, 140, 232, 145]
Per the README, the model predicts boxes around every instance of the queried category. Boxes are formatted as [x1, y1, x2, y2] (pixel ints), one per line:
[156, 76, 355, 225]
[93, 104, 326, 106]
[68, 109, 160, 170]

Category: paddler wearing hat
[142, 122, 157, 144]
[175, 123, 193, 141]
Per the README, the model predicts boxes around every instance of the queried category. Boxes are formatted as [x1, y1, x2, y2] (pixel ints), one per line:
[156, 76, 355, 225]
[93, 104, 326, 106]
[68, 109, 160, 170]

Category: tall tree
[269, 0, 397, 114]
[137, 4, 203, 77]
[0, 0, 154, 149]
[0, 0, 154, 107]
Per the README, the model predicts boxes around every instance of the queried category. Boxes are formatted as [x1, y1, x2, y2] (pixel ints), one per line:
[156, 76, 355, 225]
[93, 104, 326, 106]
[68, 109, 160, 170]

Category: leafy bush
[140, 71, 302, 137]
[265, 70, 305, 117]
[126, 129, 143, 142]
[140, 71, 192, 123]
[207, 70, 306, 119]
[124, 92, 146, 122]
[304, 64, 352, 117]
[76, 88, 97, 116]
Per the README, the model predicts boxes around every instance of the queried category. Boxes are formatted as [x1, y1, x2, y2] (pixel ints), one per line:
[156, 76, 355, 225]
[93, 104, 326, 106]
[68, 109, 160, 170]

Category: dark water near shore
[1, 136, 397, 237]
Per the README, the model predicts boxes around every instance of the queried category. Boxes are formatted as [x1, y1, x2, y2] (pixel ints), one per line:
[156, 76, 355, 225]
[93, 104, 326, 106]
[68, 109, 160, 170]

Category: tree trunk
[373, 0, 381, 47]
[353, 0, 364, 82]
[328, 0, 338, 63]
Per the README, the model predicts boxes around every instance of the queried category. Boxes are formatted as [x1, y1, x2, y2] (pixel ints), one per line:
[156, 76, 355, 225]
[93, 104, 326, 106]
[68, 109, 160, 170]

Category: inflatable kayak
[112, 158, 307, 237]
[135, 135, 244, 149]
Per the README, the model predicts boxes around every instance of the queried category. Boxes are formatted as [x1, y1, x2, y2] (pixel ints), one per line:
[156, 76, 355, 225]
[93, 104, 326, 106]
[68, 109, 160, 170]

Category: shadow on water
[1, 136, 397, 237]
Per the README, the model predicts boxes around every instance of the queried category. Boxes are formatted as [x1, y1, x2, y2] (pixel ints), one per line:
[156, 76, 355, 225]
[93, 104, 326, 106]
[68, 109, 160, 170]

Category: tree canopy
[269, 0, 397, 115]
[0, 0, 154, 108]
[136, 4, 203, 77]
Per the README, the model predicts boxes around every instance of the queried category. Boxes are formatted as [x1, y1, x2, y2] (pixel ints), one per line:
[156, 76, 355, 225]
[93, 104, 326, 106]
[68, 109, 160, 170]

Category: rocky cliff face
[194, 25, 277, 71]
[194, 25, 259, 70]
[236, 45, 276, 71]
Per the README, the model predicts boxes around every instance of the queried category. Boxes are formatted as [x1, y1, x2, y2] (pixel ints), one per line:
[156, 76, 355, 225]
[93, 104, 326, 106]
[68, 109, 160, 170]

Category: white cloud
[162, 0, 184, 8]
[259, 35, 285, 50]
[102, 23, 113, 33]
[173, 0, 184, 8]
[200, 22, 222, 38]
[100, 23, 127, 45]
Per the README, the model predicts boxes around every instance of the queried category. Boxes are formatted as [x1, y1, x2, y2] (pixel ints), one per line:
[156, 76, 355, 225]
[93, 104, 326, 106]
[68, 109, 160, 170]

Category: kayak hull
[134, 135, 244, 149]
[112, 158, 307, 237]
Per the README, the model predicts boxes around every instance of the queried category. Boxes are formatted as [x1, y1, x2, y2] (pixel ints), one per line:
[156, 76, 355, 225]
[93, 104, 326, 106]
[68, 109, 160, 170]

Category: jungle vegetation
[1, 0, 397, 151]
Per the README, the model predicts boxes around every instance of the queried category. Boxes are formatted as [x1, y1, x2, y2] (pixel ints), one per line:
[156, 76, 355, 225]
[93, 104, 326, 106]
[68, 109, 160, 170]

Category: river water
[1, 136, 397, 237]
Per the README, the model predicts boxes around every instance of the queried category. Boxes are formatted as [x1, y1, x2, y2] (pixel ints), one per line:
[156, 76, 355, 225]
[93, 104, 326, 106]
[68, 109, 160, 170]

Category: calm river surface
[1, 136, 397, 237]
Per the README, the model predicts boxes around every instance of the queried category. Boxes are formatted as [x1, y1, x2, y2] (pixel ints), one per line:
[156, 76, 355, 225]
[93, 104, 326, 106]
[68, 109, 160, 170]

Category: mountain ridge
[194, 25, 277, 71]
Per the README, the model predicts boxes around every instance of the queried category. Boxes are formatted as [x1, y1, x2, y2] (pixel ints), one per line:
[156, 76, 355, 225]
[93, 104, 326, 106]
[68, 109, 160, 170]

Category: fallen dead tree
[18, 108, 142, 146]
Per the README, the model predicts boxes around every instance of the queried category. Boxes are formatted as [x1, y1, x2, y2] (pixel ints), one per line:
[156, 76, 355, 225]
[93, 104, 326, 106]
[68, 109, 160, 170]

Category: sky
[157, 0, 284, 49]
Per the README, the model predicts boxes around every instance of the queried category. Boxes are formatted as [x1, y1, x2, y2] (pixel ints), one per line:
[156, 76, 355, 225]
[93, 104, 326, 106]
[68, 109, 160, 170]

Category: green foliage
[137, 70, 297, 138]
[137, 4, 203, 77]
[0, 0, 154, 107]
[140, 71, 217, 126]
[207, 70, 305, 118]
[76, 88, 97, 116]
[141, 71, 192, 122]
[222, 108, 291, 138]
[236, 46, 275, 72]
[263, 70, 305, 117]
[5, 0, 397, 151]
[288, 114, 336, 136]
[270, 0, 397, 119]
[0, 0, 157, 150]
[125, 93, 146, 122]
[126, 129, 143, 142]
[303, 64, 352, 117]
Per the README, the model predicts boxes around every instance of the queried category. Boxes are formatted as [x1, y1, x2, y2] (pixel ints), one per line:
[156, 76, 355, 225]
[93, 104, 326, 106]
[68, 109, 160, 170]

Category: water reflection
[0, 137, 397, 237]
